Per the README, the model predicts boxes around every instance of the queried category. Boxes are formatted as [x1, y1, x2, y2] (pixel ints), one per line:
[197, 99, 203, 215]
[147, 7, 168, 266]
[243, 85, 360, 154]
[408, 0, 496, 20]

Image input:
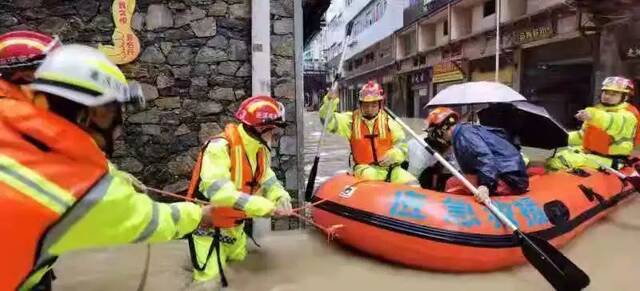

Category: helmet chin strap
[601, 90, 628, 107]
[601, 97, 626, 107]
[244, 124, 273, 150]
[362, 111, 379, 120]
[360, 101, 383, 120]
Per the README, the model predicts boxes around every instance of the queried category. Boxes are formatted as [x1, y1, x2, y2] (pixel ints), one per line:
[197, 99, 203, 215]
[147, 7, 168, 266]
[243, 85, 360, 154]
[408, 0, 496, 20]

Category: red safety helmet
[425, 107, 459, 130]
[0, 30, 60, 81]
[359, 80, 384, 102]
[235, 95, 286, 127]
[601, 76, 635, 97]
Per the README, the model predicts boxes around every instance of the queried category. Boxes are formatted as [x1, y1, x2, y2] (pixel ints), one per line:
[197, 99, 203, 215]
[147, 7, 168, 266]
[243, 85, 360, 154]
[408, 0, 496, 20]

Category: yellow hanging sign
[471, 66, 514, 85]
[98, 0, 141, 64]
[433, 61, 465, 83]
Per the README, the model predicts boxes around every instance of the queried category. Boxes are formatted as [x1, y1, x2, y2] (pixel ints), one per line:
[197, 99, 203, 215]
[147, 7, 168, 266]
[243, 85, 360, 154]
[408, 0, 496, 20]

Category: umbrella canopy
[426, 81, 526, 108]
[477, 102, 568, 149]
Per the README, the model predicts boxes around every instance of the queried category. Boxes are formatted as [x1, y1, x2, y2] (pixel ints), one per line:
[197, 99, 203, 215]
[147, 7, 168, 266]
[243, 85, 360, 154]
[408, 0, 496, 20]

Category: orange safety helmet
[425, 107, 459, 130]
[601, 76, 635, 97]
[235, 95, 286, 127]
[359, 80, 384, 102]
[0, 30, 60, 78]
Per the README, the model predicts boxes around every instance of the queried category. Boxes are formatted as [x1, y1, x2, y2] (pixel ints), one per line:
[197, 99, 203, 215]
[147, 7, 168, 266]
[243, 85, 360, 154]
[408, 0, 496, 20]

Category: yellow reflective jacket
[319, 94, 408, 165]
[198, 124, 289, 217]
[568, 103, 638, 156]
[0, 96, 202, 291]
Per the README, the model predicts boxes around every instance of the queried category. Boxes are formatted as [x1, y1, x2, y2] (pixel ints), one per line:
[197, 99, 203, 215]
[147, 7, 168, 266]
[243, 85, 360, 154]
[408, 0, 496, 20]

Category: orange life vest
[583, 103, 640, 155]
[625, 103, 640, 146]
[0, 79, 50, 108]
[187, 124, 267, 228]
[0, 79, 29, 101]
[350, 109, 394, 165]
[0, 98, 107, 290]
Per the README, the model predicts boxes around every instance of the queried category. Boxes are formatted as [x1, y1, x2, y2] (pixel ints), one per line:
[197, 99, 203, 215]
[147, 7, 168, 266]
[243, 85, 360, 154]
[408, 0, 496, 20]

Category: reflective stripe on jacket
[188, 123, 289, 227]
[0, 98, 202, 290]
[319, 94, 408, 166]
[569, 103, 638, 156]
[350, 109, 393, 165]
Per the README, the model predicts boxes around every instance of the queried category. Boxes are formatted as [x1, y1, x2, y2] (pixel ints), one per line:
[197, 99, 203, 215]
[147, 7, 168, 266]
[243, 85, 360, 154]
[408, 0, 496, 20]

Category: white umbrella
[425, 81, 526, 108]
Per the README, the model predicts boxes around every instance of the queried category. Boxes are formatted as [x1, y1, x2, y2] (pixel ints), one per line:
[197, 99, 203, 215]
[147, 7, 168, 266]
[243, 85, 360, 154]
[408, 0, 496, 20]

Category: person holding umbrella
[424, 107, 529, 200]
[547, 76, 640, 170]
[320, 80, 418, 185]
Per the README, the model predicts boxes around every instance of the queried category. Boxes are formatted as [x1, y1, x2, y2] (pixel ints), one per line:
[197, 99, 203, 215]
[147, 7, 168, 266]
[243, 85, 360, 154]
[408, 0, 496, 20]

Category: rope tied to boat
[145, 187, 343, 242]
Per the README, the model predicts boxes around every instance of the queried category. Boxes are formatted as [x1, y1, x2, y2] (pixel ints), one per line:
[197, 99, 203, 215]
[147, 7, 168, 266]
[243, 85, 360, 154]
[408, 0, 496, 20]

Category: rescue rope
[145, 187, 343, 241]
[136, 243, 151, 291]
[146, 187, 210, 204]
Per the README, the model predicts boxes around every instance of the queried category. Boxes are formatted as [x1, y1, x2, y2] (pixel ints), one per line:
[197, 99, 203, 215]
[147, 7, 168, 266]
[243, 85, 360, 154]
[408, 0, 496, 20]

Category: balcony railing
[403, 0, 454, 26]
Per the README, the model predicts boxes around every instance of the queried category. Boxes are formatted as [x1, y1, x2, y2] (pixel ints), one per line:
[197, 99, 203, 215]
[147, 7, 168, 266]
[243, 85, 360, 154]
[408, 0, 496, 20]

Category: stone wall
[269, 0, 298, 229]
[1, 0, 299, 229]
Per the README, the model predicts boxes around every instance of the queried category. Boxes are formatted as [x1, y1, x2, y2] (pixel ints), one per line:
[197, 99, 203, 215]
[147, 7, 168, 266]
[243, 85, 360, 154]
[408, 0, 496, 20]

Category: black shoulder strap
[187, 229, 229, 287]
[187, 232, 217, 272]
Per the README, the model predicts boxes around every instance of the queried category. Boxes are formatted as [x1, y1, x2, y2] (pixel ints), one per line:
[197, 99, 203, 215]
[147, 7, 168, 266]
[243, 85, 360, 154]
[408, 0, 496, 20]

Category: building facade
[323, 0, 639, 130]
[340, 0, 411, 111]
[304, 27, 328, 110]
[396, 0, 596, 125]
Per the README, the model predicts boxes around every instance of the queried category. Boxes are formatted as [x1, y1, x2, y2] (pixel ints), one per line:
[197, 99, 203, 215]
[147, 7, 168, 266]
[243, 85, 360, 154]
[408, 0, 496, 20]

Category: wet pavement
[53, 110, 640, 291]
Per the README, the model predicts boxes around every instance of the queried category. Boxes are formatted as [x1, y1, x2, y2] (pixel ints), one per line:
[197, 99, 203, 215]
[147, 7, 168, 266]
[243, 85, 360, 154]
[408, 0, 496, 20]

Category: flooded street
[54, 111, 640, 291]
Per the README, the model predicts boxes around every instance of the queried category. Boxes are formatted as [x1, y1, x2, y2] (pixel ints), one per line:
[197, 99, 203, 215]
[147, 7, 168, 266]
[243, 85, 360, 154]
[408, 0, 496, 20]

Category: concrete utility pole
[251, 0, 271, 237]
[252, 0, 271, 96]
[495, 0, 501, 82]
[294, 0, 306, 225]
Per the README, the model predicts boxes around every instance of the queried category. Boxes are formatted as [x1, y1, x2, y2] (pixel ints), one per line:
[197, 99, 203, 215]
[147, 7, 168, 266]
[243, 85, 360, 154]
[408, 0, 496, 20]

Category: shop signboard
[620, 39, 640, 60]
[513, 21, 554, 45]
[433, 60, 466, 83]
[471, 65, 514, 85]
[410, 69, 431, 86]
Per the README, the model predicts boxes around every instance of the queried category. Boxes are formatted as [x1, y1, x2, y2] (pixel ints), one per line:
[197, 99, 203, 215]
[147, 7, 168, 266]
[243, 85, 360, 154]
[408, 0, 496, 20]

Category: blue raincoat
[451, 123, 529, 194]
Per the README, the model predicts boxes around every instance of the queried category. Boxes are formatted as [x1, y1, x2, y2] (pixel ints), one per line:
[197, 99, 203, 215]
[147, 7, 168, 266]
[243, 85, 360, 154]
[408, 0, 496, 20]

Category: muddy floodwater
[53, 111, 640, 291]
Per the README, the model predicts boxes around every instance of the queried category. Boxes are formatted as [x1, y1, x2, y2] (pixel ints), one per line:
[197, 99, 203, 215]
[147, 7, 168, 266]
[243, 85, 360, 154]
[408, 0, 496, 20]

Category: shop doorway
[406, 77, 415, 118]
[521, 38, 594, 129]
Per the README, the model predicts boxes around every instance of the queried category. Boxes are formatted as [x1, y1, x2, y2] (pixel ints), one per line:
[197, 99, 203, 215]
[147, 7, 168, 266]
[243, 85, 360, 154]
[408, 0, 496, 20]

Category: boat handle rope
[145, 186, 344, 242]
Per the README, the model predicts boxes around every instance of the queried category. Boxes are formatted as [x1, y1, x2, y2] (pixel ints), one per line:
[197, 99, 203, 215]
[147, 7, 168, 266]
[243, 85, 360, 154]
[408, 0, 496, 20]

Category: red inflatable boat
[311, 167, 637, 272]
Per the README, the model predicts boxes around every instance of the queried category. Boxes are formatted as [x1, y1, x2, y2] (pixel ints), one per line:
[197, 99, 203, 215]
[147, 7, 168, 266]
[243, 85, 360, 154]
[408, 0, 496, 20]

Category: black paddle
[384, 108, 590, 291]
[305, 23, 353, 201]
[563, 133, 640, 191]
[588, 157, 640, 191]
[304, 85, 336, 202]
[624, 175, 640, 191]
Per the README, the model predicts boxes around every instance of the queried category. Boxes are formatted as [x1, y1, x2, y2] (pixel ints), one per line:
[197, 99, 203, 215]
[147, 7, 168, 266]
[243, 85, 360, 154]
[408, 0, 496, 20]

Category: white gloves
[379, 155, 394, 167]
[379, 150, 400, 167]
[474, 185, 490, 203]
[274, 195, 293, 216]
